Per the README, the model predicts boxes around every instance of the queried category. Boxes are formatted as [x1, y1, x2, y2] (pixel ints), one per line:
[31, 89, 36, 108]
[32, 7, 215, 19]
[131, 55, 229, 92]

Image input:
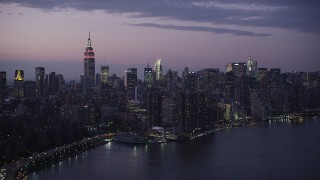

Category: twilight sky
[0, 0, 319, 81]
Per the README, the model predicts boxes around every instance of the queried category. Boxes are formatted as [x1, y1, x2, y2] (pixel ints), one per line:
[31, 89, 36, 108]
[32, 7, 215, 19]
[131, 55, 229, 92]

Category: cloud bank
[130, 23, 271, 36]
[1, 0, 319, 34]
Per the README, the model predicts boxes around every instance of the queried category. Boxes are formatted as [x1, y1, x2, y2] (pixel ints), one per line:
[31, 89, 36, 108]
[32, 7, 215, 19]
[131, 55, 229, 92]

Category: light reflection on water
[27, 119, 320, 180]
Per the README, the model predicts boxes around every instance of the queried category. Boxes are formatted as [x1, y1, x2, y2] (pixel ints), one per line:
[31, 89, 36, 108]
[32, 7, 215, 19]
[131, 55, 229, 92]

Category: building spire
[15, 70, 23, 81]
[87, 29, 92, 47]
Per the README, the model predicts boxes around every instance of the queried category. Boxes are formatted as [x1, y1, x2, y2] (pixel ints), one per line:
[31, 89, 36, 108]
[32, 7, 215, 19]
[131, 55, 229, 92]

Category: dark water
[27, 119, 320, 180]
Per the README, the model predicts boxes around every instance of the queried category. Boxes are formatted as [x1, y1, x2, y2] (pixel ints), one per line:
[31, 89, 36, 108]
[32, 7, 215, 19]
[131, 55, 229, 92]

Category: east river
[27, 119, 320, 180]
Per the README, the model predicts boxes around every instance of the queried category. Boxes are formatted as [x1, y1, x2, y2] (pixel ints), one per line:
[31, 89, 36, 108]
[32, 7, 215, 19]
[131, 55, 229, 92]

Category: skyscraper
[0, 71, 7, 98]
[35, 67, 45, 98]
[148, 92, 163, 128]
[225, 63, 247, 77]
[83, 31, 95, 95]
[144, 65, 152, 88]
[153, 57, 163, 81]
[96, 73, 101, 87]
[48, 72, 58, 95]
[14, 70, 24, 98]
[247, 55, 257, 77]
[124, 68, 137, 90]
[101, 66, 109, 85]
[185, 71, 197, 92]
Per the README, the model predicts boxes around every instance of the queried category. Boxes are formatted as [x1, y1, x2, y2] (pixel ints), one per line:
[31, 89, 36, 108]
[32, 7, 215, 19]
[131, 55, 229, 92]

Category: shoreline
[1, 114, 318, 179]
[0, 134, 111, 180]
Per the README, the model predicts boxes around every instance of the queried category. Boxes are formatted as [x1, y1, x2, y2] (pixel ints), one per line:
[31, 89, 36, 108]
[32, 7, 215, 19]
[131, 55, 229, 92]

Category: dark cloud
[18, 12, 23, 15]
[1, 0, 319, 34]
[130, 23, 271, 37]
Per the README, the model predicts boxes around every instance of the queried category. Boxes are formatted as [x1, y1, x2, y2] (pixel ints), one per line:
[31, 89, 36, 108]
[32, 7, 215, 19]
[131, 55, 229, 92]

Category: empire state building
[83, 32, 95, 95]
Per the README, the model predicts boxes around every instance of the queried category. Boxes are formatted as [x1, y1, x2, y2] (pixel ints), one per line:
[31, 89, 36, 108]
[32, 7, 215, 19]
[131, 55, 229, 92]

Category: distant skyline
[1, 1, 320, 80]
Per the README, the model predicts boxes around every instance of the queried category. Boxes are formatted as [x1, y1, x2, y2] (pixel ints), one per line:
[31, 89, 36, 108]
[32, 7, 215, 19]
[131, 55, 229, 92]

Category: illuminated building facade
[225, 63, 247, 77]
[185, 71, 197, 92]
[246, 55, 257, 77]
[144, 65, 152, 88]
[124, 68, 137, 90]
[197, 68, 219, 93]
[35, 67, 45, 98]
[84, 32, 95, 95]
[101, 66, 109, 85]
[14, 70, 24, 98]
[153, 58, 163, 81]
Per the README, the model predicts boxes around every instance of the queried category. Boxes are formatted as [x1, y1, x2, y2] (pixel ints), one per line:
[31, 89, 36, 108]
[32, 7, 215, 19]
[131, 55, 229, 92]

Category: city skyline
[0, 1, 320, 80]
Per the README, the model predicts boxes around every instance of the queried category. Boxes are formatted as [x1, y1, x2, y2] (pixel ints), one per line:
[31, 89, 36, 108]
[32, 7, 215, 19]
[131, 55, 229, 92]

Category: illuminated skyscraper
[185, 71, 197, 92]
[246, 55, 257, 77]
[225, 63, 246, 77]
[124, 68, 137, 90]
[144, 65, 152, 88]
[101, 66, 109, 85]
[14, 70, 24, 98]
[84, 31, 95, 95]
[153, 57, 163, 81]
[35, 67, 45, 97]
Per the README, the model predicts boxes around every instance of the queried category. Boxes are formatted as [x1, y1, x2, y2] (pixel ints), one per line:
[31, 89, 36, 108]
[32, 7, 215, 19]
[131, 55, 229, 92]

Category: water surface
[27, 119, 320, 180]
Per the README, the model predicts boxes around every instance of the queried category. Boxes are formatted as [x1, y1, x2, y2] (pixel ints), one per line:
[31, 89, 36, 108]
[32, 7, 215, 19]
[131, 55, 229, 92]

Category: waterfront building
[179, 93, 197, 132]
[83, 31, 95, 96]
[35, 67, 45, 98]
[162, 95, 180, 126]
[148, 92, 162, 128]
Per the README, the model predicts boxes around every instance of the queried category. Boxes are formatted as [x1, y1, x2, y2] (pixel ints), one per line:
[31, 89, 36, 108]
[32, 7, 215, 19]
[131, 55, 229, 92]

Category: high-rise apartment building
[48, 72, 58, 95]
[35, 67, 45, 97]
[148, 92, 162, 128]
[0, 72, 7, 97]
[124, 68, 137, 90]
